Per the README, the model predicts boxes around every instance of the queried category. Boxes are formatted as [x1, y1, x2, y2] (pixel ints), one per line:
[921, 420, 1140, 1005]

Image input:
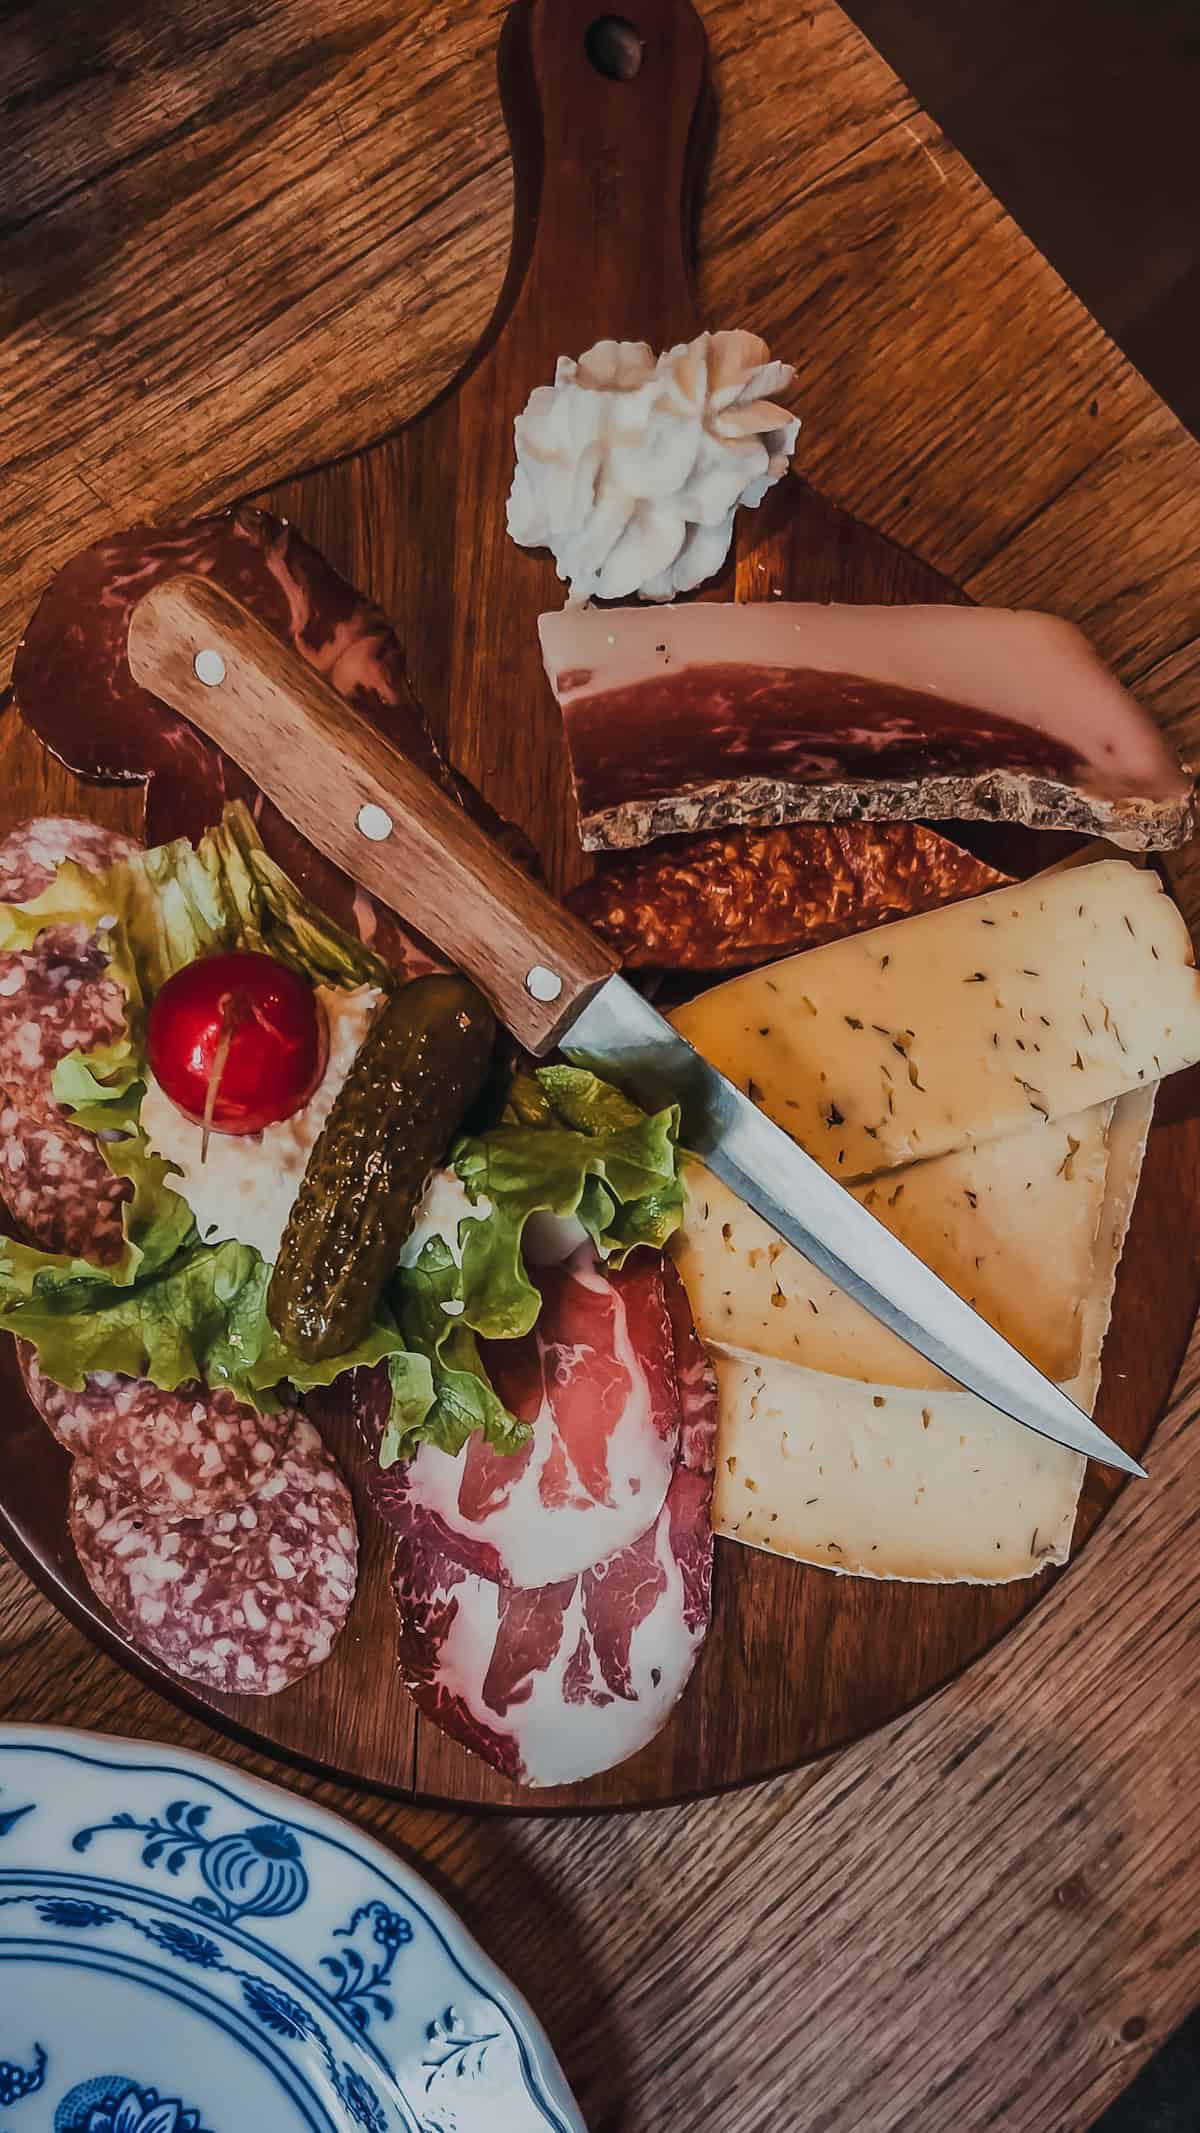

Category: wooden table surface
[3, 2, 1200, 2127]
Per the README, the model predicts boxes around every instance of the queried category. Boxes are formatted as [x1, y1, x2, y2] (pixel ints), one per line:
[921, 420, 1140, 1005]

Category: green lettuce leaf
[0, 803, 400, 1393]
[380, 1065, 683, 1466]
[3, 1236, 405, 1403]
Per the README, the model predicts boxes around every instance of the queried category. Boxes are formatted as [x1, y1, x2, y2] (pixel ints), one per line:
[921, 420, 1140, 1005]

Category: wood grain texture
[2, 0, 1200, 2123]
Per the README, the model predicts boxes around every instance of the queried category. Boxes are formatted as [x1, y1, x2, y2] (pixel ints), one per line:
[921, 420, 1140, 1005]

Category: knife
[125, 574, 1144, 1477]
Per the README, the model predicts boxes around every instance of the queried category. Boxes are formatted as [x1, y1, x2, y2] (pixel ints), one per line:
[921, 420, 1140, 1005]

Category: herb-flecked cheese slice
[710, 1087, 1154, 1583]
[669, 860, 1199, 1176]
[674, 1102, 1111, 1390]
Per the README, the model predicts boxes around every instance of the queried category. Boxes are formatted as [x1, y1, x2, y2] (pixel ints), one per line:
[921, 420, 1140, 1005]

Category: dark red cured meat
[386, 1248, 682, 1588]
[540, 605, 1193, 851]
[0, 817, 138, 905]
[0, 922, 127, 1126]
[567, 821, 1010, 972]
[565, 663, 1086, 820]
[378, 1252, 717, 1787]
[17, 1341, 294, 1519]
[14, 507, 530, 979]
[0, 1101, 130, 1264]
[69, 1416, 358, 1696]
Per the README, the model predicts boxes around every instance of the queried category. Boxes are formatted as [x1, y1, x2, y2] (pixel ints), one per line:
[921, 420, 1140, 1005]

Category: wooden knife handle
[126, 576, 618, 1052]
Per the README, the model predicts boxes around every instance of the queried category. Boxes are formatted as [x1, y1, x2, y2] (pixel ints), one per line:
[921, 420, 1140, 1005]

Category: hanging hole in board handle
[584, 15, 644, 80]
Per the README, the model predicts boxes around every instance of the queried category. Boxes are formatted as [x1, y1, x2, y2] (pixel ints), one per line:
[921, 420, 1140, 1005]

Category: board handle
[496, 0, 710, 354]
[125, 576, 618, 1053]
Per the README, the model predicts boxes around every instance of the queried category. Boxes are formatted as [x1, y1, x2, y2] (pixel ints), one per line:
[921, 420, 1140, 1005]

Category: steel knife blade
[125, 574, 1145, 1477]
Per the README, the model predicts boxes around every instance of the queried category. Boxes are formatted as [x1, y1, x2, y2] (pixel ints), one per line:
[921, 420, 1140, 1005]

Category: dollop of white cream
[141, 984, 383, 1265]
[507, 329, 800, 604]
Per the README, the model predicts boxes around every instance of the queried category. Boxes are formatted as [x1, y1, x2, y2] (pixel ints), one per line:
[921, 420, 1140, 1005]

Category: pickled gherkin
[268, 973, 496, 1359]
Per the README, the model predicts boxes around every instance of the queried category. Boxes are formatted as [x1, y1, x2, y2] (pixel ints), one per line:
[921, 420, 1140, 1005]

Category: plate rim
[0, 1719, 587, 2133]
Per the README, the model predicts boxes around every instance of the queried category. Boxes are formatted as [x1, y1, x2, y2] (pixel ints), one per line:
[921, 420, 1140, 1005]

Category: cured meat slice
[383, 1256, 717, 1787]
[567, 821, 1010, 970]
[0, 1102, 129, 1264]
[17, 1342, 293, 1519]
[396, 1249, 681, 1586]
[390, 1461, 712, 1786]
[14, 507, 531, 979]
[0, 817, 138, 905]
[69, 1417, 358, 1696]
[0, 921, 127, 1126]
[539, 602, 1194, 851]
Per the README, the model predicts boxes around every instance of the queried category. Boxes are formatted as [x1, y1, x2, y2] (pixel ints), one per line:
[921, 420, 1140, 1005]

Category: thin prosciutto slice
[401, 1248, 681, 1587]
[371, 1251, 717, 1789]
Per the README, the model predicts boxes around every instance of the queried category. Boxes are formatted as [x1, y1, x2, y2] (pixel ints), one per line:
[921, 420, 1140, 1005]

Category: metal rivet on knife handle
[126, 574, 620, 1055]
[193, 648, 227, 686]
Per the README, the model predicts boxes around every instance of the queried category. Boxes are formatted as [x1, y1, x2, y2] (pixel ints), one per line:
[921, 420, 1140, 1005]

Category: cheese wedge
[675, 1102, 1112, 1389]
[670, 860, 1199, 1177]
[711, 1086, 1154, 1582]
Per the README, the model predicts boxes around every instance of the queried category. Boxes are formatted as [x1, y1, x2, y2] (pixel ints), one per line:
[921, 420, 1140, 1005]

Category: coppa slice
[69, 1417, 358, 1695]
[674, 1105, 1112, 1390]
[399, 1248, 682, 1587]
[387, 1261, 717, 1787]
[670, 860, 1200, 1177]
[566, 822, 1009, 971]
[710, 1085, 1154, 1582]
[540, 602, 1194, 850]
[18, 1343, 294, 1520]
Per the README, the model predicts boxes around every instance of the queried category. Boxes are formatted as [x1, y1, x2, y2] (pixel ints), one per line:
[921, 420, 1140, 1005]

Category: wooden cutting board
[1, 0, 1197, 1811]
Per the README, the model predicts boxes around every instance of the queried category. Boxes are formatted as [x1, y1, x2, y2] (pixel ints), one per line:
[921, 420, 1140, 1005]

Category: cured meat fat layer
[540, 602, 1194, 851]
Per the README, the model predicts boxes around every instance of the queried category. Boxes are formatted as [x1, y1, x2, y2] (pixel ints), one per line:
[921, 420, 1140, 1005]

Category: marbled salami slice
[383, 1255, 717, 1788]
[0, 921, 127, 1125]
[0, 1102, 129, 1263]
[0, 817, 138, 905]
[18, 1342, 293, 1518]
[69, 1417, 358, 1696]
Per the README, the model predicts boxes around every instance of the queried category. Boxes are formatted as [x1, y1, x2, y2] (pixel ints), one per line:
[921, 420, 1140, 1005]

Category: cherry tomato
[146, 951, 328, 1136]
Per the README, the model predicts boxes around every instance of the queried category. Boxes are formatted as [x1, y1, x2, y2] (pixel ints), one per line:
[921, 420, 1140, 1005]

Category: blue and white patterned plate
[0, 1728, 585, 2133]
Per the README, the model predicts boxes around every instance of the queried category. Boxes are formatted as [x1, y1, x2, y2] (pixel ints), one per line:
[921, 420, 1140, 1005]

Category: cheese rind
[710, 1087, 1155, 1582]
[675, 1103, 1111, 1388]
[669, 860, 1200, 1177]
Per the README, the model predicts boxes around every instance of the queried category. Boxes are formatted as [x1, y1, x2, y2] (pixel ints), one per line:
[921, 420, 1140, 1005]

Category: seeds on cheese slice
[670, 860, 1198, 1176]
[675, 1104, 1111, 1390]
[710, 1086, 1155, 1583]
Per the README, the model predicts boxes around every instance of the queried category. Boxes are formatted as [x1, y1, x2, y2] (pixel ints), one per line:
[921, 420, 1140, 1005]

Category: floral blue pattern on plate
[0, 1728, 586, 2132]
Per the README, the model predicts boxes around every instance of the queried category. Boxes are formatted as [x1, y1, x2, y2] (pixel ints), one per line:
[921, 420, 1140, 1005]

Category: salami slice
[18, 1342, 293, 1519]
[69, 1417, 358, 1697]
[382, 1253, 717, 1787]
[0, 1102, 130, 1263]
[0, 921, 127, 1125]
[0, 817, 138, 905]
[392, 1249, 682, 1587]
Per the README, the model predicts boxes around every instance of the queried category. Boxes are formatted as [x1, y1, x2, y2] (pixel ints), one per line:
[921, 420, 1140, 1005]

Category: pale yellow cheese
[710, 1086, 1154, 1583]
[669, 860, 1199, 1178]
[674, 1104, 1111, 1389]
